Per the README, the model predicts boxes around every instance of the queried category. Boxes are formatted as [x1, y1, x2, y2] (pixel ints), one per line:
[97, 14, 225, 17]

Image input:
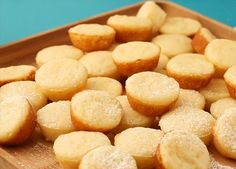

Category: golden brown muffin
[68, 24, 115, 52]
[107, 15, 152, 42]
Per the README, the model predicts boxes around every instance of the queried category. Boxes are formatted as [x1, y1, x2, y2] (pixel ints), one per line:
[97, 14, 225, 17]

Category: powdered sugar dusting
[209, 155, 233, 169]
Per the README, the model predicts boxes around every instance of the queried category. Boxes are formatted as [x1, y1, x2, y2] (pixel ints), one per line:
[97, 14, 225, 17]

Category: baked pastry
[53, 131, 111, 169]
[153, 54, 169, 73]
[68, 24, 115, 51]
[199, 78, 230, 110]
[159, 106, 215, 145]
[156, 130, 210, 169]
[0, 65, 36, 86]
[0, 81, 47, 111]
[71, 90, 122, 132]
[114, 127, 164, 169]
[152, 34, 193, 58]
[79, 145, 138, 169]
[35, 58, 88, 101]
[79, 51, 120, 79]
[112, 41, 160, 76]
[107, 15, 152, 42]
[210, 97, 236, 119]
[224, 65, 236, 99]
[172, 89, 205, 109]
[137, 1, 167, 34]
[0, 97, 35, 145]
[205, 39, 236, 77]
[126, 71, 179, 116]
[213, 107, 236, 159]
[85, 77, 122, 97]
[192, 28, 216, 54]
[160, 17, 202, 36]
[35, 45, 84, 66]
[37, 101, 76, 141]
[113, 95, 154, 133]
[166, 53, 215, 89]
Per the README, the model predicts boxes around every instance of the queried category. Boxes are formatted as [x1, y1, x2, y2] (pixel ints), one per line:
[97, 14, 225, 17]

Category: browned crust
[192, 31, 210, 54]
[68, 32, 115, 52]
[126, 93, 177, 117]
[225, 80, 236, 99]
[107, 24, 152, 42]
[0, 102, 36, 145]
[155, 144, 166, 169]
[166, 69, 213, 89]
[114, 55, 159, 77]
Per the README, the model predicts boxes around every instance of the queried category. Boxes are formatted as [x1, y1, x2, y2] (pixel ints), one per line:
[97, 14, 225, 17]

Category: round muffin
[107, 15, 152, 42]
[166, 53, 215, 89]
[37, 101, 76, 141]
[79, 51, 120, 79]
[53, 131, 111, 169]
[0, 81, 47, 111]
[35, 45, 84, 66]
[213, 107, 236, 159]
[113, 95, 154, 133]
[159, 17, 202, 36]
[172, 89, 205, 109]
[0, 65, 36, 86]
[79, 145, 137, 169]
[85, 77, 122, 97]
[112, 41, 160, 76]
[126, 71, 179, 116]
[224, 65, 236, 99]
[199, 78, 230, 110]
[159, 106, 215, 145]
[210, 97, 236, 119]
[114, 127, 164, 169]
[71, 90, 122, 132]
[152, 34, 193, 58]
[156, 130, 210, 169]
[0, 97, 35, 145]
[192, 28, 216, 54]
[205, 39, 236, 77]
[35, 58, 88, 101]
[68, 24, 115, 51]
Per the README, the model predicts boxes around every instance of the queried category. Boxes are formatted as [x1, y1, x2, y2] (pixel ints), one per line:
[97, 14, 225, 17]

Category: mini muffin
[79, 51, 120, 79]
[213, 107, 236, 159]
[224, 65, 236, 99]
[112, 42, 160, 76]
[79, 145, 138, 169]
[107, 15, 152, 42]
[172, 89, 205, 109]
[85, 77, 122, 97]
[35, 45, 84, 66]
[35, 58, 88, 101]
[53, 131, 111, 169]
[136, 1, 167, 34]
[192, 28, 216, 54]
[112, 95, 154, 133]
[160, 17, 202, 36]
[159, 106, 215, 145]
[0, 65, 36, 86]
[37, 101, 76, 141]
[0, 81, 47, 111]
[199, 78, 230, 110]
[210, 97, 236, 119]
[156, 130, 210, 169]
[152, 34, 193, 58]
[0, 97, 35, 145]
[114, 127, 164, 169]
[153, 54, 169, 73]
[71, 90, 122, 132]
[126, 72, 179, 116]
[68, 24, 115, 52]
[166, 53, 215, 89]
[205, 39, 236, 77]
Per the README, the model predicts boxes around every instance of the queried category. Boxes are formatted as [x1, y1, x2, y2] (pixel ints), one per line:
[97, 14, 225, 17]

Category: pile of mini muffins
[0, 1, 236, 169]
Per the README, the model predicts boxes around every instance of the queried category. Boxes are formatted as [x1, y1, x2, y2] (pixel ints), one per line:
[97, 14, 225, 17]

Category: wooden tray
[0, 1, 236, 168]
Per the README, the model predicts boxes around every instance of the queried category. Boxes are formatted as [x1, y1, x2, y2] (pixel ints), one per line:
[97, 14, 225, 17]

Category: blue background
[0, 0, 235, 45]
